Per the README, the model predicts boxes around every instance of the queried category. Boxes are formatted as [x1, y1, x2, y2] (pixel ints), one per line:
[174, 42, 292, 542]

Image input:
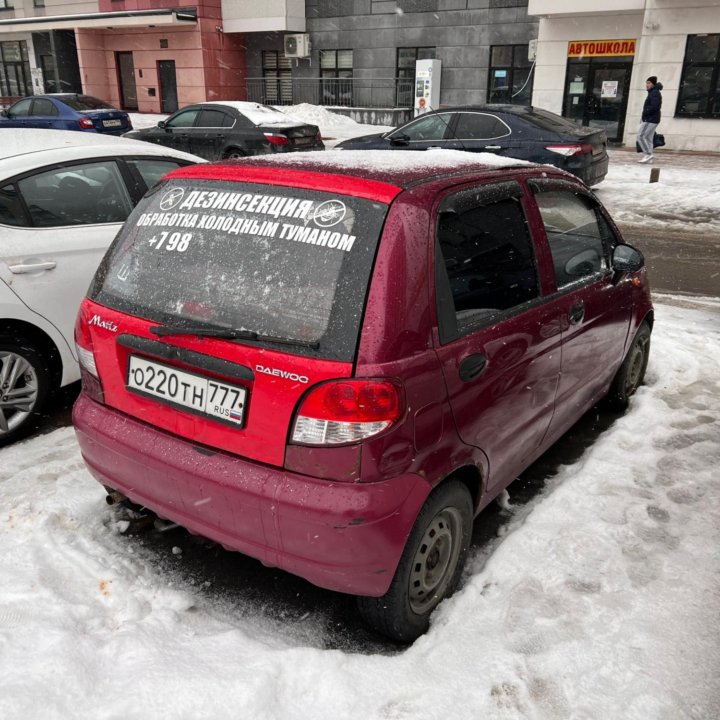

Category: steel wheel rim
[625, 336, 648, 396]
[0, 350, 39, 435]
[408, 506, 463, 614]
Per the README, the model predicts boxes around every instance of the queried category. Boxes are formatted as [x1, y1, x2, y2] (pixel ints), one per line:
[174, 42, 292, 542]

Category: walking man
[637, 76, 663, 163]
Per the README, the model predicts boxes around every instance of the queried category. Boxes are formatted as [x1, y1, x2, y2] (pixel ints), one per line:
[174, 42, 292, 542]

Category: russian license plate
[127, 355, 246, 427]
[103, 119, 122, 128]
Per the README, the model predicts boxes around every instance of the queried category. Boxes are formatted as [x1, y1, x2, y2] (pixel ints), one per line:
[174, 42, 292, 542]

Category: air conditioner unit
[284, 33, 310, 59]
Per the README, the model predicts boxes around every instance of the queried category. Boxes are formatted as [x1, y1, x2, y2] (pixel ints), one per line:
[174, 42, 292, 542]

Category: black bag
[636, 133, 666, 152]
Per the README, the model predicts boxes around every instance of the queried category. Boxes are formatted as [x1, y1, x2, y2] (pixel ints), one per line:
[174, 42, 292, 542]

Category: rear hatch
[83, 177, 389, 466]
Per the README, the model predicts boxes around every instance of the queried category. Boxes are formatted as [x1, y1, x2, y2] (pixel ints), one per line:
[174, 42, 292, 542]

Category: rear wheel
[222, 147, 246, 160]
[0, 336, 51, 446]
[606, 321, 651, 410]
[357, 479, 473, 643]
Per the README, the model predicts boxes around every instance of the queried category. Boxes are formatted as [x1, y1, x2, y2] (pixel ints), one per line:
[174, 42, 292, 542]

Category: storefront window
[676, 34, 720, 118]
[487, 45, 533, 105]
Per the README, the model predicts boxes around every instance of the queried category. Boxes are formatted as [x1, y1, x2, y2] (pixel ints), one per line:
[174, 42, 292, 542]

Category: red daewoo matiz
[73, 150, 653, 641]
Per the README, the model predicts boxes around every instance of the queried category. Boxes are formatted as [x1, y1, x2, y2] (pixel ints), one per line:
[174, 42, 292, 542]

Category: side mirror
[389, 134, 409, 146]
[612, 243, 644, 283]
[0, 110, 7, 118]
[157, 120, 166, 129]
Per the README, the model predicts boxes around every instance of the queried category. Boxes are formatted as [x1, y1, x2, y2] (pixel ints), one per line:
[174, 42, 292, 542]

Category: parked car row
[0, 95, 608, 186]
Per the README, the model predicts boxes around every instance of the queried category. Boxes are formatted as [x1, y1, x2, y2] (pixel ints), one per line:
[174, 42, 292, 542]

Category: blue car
[0, 94, 132, 135]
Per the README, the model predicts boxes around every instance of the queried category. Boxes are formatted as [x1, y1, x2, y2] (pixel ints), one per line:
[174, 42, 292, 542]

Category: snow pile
[0, 296, 718, 719]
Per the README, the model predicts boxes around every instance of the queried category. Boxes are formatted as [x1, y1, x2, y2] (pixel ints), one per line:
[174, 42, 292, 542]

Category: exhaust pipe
[105, 490, 127, 506]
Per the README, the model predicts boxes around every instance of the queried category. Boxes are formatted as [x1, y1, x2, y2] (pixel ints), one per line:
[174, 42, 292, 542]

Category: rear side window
[196, 109, 234, 128]
[127, 159, 187, 190]
[62, 95, 115, 111]
[91, 180, 389, 361]
[532, 189, 612, 287]
[454, 113, 510, 140]
[436, 183, 539, 340]
[32, 99, 58, 116]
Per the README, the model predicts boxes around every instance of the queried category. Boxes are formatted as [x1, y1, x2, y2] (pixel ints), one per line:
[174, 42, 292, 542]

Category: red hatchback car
[73, 151, 653, 641]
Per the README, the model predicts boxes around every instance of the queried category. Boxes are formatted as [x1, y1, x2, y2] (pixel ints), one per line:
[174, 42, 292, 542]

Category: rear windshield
[520, 107, 586, 134]
[61, 95, 117, 111]
[90, 179, 389, 361]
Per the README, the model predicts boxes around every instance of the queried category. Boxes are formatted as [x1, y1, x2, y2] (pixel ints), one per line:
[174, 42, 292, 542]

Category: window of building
[396, 47, 435, 106]
[487, 45, 533, 105]
[320, 49, 353, 106]
[262, 51, 293, 105]
[0, 1, 15, 9]
[676, 34, 720, 118]
[0, 41, 31, 97]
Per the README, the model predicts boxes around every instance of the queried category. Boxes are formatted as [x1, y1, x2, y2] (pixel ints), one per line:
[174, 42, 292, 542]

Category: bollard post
[649, 167, 660, 183]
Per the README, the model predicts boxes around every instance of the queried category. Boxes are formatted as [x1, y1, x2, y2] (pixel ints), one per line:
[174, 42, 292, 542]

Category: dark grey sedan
[124, 101, 324, 160]
[335, 105, 608, 186]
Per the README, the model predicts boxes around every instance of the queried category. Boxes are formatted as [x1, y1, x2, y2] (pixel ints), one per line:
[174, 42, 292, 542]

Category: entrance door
[587, 64, 631, 142]
[564, 61, 632, 143]
[116, 52, 138, 111]
[158, 60, 178, 114]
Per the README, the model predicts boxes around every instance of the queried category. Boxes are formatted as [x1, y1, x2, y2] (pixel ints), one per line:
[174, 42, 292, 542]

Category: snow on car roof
[0, 129, 204, 172]
[220, 148, 532, 184]
[207, 101, 299, 126]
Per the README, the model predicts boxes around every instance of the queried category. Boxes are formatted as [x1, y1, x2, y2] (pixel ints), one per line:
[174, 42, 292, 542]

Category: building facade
[528, 0, 720, 151]
[0, 0, 717, 151]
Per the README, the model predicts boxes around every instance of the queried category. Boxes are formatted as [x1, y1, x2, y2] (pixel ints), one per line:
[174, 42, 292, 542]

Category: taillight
[74, 300, 104, 403]
[291, 379, 403, 445]
[78, 117, 95, 130]
[263, 132, 290, 146]
[545, 143, 593, 157]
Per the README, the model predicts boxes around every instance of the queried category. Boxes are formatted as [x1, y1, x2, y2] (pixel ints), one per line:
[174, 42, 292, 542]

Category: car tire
[605, 321, 651, 410]
[222, 147, 246, 160]
[0, 336, 51, 446]
[356, 479, 473, 643]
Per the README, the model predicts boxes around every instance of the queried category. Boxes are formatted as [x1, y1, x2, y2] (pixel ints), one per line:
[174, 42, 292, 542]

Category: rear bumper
[73, 393, 430, 597]
[568, 153, 609, 186]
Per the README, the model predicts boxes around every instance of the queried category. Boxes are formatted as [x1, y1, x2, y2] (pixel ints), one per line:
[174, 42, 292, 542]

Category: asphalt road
[621, 224, 720, 297]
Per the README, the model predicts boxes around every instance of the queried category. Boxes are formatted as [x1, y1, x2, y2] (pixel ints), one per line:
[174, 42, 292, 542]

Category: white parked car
[0, 129, 203, 444]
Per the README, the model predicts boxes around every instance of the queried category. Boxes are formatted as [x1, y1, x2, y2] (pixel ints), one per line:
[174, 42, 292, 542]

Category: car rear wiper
[150, 324, 319, 349]
[150, 324, 256, 340]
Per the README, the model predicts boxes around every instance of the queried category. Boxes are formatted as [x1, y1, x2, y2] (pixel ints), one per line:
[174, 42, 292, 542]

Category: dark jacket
[642, 82, 663, 124]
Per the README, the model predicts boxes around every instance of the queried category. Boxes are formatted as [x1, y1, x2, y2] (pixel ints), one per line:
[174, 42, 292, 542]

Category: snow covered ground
[0, 106, 717, 719]
[1, 295, 718, 719]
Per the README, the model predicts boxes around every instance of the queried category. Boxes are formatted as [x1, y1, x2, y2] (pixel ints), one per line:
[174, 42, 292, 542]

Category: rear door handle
[7, 261, 57, 274]
[459, 354, 487, 382]
[484, 145, 503, 150]
[569, 303, 585, 325]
